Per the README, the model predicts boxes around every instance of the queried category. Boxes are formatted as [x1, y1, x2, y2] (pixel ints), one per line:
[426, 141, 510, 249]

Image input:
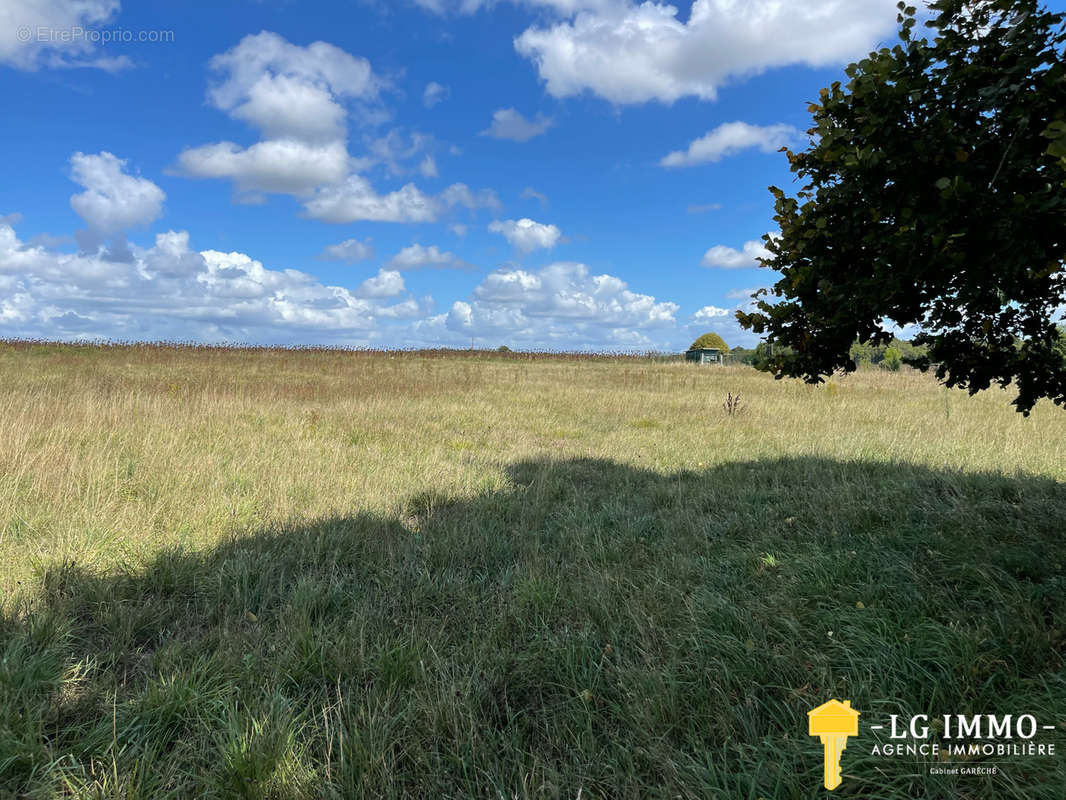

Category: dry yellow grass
[2, 343, 1063, 589]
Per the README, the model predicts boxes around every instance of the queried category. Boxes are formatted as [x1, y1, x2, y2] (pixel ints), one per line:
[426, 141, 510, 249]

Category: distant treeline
[731, 326, 1066, 370]
[3, 328, 1062, 366]
[728, 339, 927, 371]
[0, 338, 685, 363]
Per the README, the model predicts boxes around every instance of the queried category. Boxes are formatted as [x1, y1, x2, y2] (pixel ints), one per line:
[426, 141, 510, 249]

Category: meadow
[1, 341, 1064, 798]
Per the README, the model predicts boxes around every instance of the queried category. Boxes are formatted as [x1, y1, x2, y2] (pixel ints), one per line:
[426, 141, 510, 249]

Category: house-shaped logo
[808, 699, 860, 790]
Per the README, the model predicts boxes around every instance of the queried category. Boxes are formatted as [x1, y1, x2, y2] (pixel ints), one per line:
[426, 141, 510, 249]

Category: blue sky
[0, 0, 1004, 350]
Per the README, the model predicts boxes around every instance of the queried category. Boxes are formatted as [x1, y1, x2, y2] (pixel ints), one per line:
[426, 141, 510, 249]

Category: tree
[849, 341, 877, 367]
[882, 346, 903, 371]
[738, 0, 1066, 414]
[689, 332, 729, 351]
[729, 345, 758, 366]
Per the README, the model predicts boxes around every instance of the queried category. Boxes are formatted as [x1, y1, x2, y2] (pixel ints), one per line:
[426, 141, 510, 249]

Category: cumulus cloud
[0, 214, 707, 350]
[387, 244, 474, 271]
[0, 218, 421, 344]
[702, 239, 771, 269]
[489, 218, 562, 253]
[176, 139, 352, 197]
[69, 152, 165, 235]
[304, 178, 495, 224]
[480, 108, 554, 142]
[411, 260, 677, 350]
[661, 122, 799, 167]
[410, 0, 618, 15]
[176, 32, 497, 223]
[174, 33, 383, 198]
[514, 0, 899, 105]
[304, 176, 439, 223]
[319, 238, 374, 263]
[692, 305, 729, 321]
[423, 81, 449, 107]
[206, 31, 381, 141]
[0, 0, 131, 71]
[356, 268, 406, 298]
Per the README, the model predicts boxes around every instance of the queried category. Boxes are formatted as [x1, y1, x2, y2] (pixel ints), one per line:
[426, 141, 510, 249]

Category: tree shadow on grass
[2, 457, 1065, 799]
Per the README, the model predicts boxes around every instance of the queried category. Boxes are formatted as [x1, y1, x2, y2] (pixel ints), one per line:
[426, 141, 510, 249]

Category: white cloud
[69, 152, 165, 234]
[489, 218, 562, 253]
[319, 238, 374, 263]
[413, 260, 678, 349]
[440, 183, 500, 211]
[702, 239, 771, 269]
[409, 0, 618, 15]
[480, 108, 554, 142]
[661, 122, 798, 167]
[176, 32, 498, 226]
[176, 140, 352, 196]
[229, 75, 350, 144]
[725, 286, 763, 300]
[179, 33, 423, 205]
[206, 31, 381, 141]
[387, 244, 473, 271]
[514, 0, 899, 105]
[304, 175, 440, 223]
[692, 305, 729, 321]
[423, 81, 449, 107]
[357, 268, 405, 298]
[176, 33, 381, 197]
[419, 155, 439, 178]
[0, 218, 421, 344]
[0, 0, 131, 71]
[304, 178, 495, 224]
[521, 186, 549, 207]
[0, 214, 753, 350]
[365, 130, 434, 177]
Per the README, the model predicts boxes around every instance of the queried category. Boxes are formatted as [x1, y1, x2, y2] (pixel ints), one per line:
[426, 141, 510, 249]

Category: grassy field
[1, 341, 1064, 798]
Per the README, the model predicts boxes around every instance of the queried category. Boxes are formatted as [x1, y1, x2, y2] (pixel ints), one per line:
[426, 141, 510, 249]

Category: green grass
[1, 343, 1064, 797]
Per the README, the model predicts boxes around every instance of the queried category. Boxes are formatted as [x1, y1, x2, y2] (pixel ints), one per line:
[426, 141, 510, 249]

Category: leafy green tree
[1054, 325, 1066, 361]
[729, 346, 758, 366]
[849, 341, 877, 367]
[882, 346, 903, 371]
[688, 332, 729, 351]
[751, 341, 790, 371]
[738, 0, 1066, 414]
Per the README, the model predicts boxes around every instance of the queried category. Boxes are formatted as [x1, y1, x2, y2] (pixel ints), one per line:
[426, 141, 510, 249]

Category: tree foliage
[689, 332, 729, 351]
[738, 0, 1066, 414]
[850, 337, 927, 367]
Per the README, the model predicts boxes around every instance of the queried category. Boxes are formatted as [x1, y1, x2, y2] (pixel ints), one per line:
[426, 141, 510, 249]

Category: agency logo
[807, 700, 1060, 791]
[808, 699, 860, 790]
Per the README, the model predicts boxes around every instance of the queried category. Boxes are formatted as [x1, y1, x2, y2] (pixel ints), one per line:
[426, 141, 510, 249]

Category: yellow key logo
[808, 700, 860, 790]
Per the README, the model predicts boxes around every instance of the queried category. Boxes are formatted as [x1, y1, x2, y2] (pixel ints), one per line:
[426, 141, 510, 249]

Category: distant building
[685, 347, 724, 365]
